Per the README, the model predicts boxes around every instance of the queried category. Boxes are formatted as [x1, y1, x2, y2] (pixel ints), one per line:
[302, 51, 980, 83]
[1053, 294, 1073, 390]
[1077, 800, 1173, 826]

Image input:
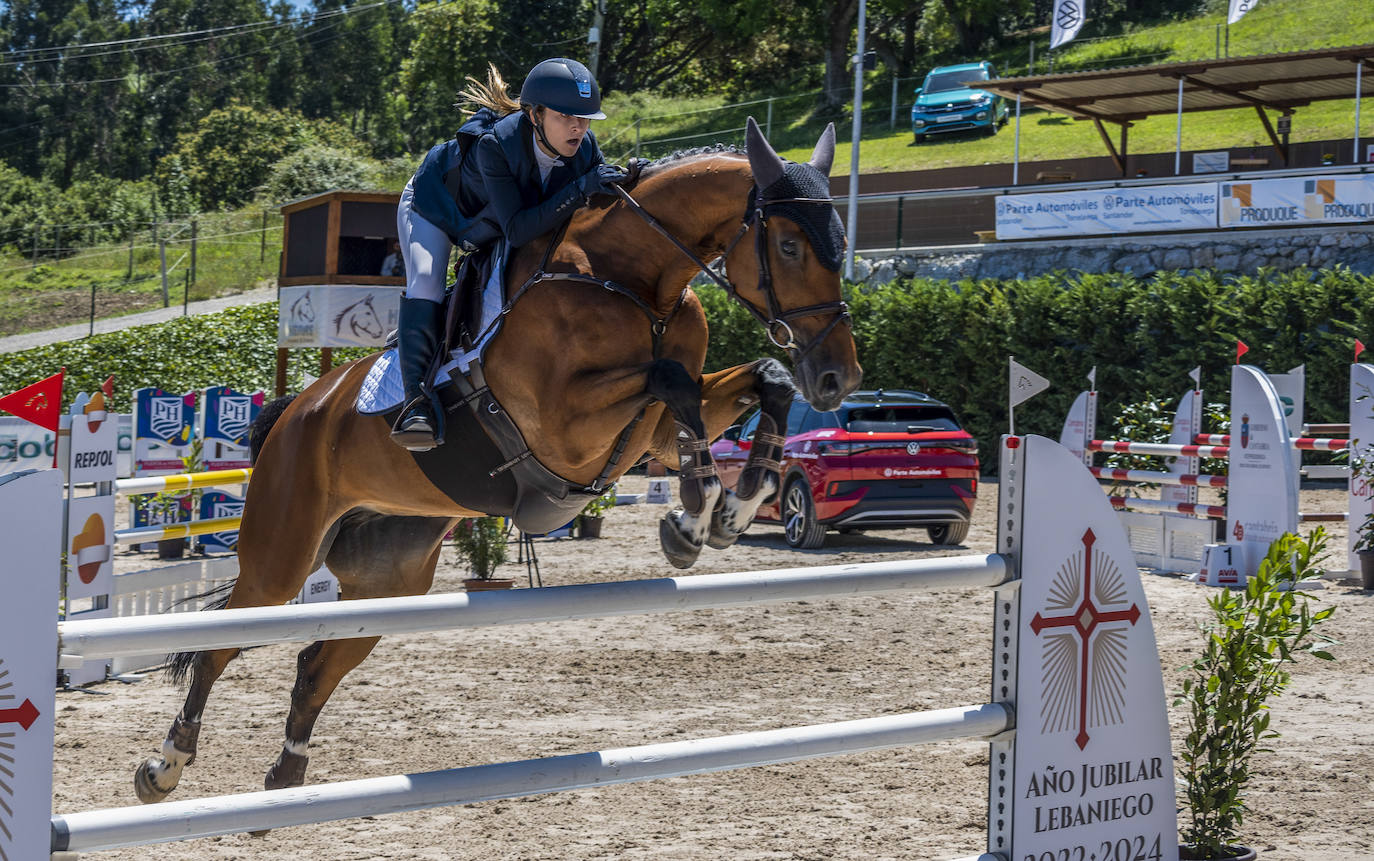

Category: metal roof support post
[844, 0, 866, 281]
[1174, 76, 1184, 175]
[1012, 91, 1022, 185]
[1354, 61, 1363, 165]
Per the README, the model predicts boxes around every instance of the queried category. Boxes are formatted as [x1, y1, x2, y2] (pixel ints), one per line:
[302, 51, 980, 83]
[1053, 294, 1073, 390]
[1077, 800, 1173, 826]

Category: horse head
[727, 117, 862, 412]
[334, 295, 384, 341]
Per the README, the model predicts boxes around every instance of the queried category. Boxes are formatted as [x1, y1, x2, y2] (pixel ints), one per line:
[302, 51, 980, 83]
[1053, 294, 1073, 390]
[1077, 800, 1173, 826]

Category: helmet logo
[577, 80, 592, 99]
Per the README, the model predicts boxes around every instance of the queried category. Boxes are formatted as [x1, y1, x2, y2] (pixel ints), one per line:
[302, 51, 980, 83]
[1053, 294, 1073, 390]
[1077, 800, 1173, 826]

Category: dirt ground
[52, 476, 1373, 860]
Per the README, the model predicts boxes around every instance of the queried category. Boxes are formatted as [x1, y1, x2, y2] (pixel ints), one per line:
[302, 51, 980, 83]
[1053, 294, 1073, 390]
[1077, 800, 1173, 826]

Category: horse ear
[745, 116, 785, 189]
[808, 123, 836, 176]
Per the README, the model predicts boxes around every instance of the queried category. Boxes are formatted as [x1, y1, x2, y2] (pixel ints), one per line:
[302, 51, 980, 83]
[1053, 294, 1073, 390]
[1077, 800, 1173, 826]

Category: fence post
[895, 196, 904, 250]
[634, 118, 641, 159]
[1029, 40, 1035, 75]
[766, 97, 773, 139]
[184, 269, 190, 315]
[190, 217, 197, 286]
[260, 210, 268, 262]
[89, 283, 97, 338]
[890, 78, 898, 129]
[55, 225, 62, 259]
[127, 230, 135, 280]
[31, 228, 38, 269]
[159, 240, 168, 308]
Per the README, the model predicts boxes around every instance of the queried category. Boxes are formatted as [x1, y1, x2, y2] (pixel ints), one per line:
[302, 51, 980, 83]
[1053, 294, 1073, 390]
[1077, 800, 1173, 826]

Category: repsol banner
[995, 184, 1218, 239]
[1219, 174, 1374, 227]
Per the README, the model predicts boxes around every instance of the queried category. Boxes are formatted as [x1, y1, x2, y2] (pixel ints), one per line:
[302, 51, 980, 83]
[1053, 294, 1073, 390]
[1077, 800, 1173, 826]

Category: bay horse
[134, 117, 862, 803]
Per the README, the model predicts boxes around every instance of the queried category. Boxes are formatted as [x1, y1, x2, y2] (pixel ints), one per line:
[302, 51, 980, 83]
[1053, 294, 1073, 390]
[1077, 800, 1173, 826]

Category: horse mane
[630, 143, 746, 185]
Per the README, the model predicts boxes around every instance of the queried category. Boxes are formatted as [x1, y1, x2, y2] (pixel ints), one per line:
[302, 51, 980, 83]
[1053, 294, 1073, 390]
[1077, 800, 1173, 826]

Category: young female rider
[392, 57, 628, 450]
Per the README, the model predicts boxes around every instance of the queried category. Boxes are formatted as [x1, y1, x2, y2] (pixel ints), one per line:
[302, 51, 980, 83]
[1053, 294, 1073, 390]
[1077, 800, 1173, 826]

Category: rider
[392, 57, 628, 451]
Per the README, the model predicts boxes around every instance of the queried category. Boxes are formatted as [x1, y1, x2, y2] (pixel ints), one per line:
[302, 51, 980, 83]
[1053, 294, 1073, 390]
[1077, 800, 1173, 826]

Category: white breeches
[396, 180, 451, 303]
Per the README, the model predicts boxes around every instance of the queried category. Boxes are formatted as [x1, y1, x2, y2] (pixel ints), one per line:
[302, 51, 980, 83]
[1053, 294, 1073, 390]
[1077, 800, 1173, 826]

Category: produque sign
[277, 285, 400, 348]
[995, 184, 1217, 239]
[1219, 174, 1374, 227]
[201, 386, 264, 470]
[134, 388, 196, 472]
[1013, 436, 1177, 860]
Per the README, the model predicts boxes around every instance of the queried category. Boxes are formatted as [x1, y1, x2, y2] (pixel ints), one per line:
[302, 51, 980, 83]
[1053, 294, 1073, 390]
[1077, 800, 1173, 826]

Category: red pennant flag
[1235, 340, 1249, 365]
[101, 375, 114, 398]
[0, 369, 64, 431]
[1357, 339, 1366, 363]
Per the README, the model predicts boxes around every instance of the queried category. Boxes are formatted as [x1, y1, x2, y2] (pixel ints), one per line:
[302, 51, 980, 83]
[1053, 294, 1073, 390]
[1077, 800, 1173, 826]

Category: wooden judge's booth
[276, 190, 404, 396]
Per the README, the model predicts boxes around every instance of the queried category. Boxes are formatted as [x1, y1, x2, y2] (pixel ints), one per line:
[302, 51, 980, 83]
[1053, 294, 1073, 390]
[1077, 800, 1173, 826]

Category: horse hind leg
[134, 507, 344, 804]
[647, 359, 722, 569]
[264, 511, 454, 791]
[708, 358, 794, 550]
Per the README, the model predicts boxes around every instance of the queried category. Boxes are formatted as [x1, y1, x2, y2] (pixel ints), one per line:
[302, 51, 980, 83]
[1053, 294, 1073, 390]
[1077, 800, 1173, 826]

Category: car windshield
[843, 405, 961, 433]
[924, 68, 987, 94]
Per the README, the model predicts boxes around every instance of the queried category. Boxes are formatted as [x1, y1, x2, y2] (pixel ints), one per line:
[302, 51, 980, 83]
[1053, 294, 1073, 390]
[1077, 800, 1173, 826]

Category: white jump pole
[58, 555, 1009, 666]
[52, 704, 1012, 852]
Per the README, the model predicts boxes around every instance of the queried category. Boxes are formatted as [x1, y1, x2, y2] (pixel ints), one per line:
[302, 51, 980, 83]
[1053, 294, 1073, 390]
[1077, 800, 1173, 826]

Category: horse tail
[249, 394, 297, 465]
[164, 581, 236, 685]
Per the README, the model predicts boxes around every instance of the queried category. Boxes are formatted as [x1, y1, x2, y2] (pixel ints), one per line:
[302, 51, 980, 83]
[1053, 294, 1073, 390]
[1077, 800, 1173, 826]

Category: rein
[611, 183, 851, 360]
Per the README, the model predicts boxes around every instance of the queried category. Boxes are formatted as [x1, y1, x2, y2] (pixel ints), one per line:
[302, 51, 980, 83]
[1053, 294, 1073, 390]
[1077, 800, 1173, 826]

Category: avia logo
[1030, 529, 1140, 750]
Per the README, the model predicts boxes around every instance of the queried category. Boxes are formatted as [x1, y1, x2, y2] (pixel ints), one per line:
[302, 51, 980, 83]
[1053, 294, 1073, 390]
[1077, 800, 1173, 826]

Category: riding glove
[578, 163, 630, 200]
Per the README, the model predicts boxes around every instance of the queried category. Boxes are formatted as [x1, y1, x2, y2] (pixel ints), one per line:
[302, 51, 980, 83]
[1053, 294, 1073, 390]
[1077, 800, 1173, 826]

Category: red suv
[711, 389, 979, 549]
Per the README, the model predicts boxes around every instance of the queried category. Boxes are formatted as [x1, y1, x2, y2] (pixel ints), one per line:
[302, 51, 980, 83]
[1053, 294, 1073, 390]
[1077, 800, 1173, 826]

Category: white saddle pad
[356, 349, 405, 415]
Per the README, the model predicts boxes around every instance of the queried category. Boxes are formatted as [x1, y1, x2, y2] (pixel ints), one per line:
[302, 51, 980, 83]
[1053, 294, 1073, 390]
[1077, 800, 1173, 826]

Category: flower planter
[462, 577, 515, 592]
[157, 538, 186, 560]
[1358, 549, 1374, 589]
[1179, 845, 1256, 861]
[579, 515, 604, 539]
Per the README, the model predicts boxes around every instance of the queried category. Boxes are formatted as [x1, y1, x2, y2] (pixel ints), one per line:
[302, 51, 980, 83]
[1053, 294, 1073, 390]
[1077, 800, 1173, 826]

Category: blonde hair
[457, 63, 522, 116]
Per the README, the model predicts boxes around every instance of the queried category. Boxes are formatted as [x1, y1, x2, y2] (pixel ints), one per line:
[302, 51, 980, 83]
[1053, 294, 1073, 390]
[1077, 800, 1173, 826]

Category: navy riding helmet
[519, 58, 606, 120]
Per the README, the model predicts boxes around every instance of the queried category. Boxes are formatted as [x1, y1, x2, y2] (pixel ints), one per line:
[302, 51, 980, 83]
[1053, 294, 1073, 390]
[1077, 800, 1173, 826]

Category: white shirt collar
[531, 130, 563, 185]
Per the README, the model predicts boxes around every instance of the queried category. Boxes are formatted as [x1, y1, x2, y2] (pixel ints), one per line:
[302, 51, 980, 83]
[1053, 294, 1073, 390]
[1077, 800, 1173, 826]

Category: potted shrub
[1175, 529, 1337, 860]
[451, 517, 512, 591]
[577, 484, 617, 539]
[1352, 508, 1374, 589]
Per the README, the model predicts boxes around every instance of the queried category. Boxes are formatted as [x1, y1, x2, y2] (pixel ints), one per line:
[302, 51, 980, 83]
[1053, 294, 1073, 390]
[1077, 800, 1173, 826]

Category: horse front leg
[699, 358, 796, 550]
[645, 359, 722, 569]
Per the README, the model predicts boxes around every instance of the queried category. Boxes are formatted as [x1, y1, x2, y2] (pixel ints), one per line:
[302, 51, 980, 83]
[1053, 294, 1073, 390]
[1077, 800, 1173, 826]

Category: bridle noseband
[612, 184, 851, 361]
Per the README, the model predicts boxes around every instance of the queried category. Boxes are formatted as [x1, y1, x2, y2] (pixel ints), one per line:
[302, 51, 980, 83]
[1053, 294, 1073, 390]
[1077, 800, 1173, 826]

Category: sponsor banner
[66, 494, 115, 601]
[1347, 363, 1374, 571]
[201, 386, 264, 470]
[1219, 174, 1374, 227]
[278, 285, 400, 348]
[996, 184, 1218, 239]
[198, 490, 244, 554]
[1227, 365, 1299, 578]
[68, 392, 119, 485]
[0, 417, 56, 476]
[1050, 0, 1087, 49]
[1015, 436, 1178, 861]
[295, 566, 340, 604]
[0, 469, 61, 860]
[134, 388, 196, 473]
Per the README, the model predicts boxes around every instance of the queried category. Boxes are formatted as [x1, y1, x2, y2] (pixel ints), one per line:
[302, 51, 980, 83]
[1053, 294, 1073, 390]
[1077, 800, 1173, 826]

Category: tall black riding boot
[390, 296, 445, 451]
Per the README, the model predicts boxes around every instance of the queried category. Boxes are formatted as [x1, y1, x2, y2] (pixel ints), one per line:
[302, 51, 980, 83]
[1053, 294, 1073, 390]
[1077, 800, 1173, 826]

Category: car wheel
[782, 477, 826, 549]
[927, 521, 970, 545]
[984, 123, 998, 137]
[913, 133, 925, 144]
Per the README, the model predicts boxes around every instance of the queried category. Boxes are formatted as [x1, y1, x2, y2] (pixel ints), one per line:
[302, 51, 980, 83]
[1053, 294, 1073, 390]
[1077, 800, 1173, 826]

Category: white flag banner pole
[1050, 0, 1087, 50]
[1228, 0, 1257, 25]
[1087, 365, 1097, 391]
[1009, 357, 1052, 435]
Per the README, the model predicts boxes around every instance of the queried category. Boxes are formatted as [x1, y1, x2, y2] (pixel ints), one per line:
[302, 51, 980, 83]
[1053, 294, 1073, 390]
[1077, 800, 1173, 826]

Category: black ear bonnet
[755, 160, 844, 272]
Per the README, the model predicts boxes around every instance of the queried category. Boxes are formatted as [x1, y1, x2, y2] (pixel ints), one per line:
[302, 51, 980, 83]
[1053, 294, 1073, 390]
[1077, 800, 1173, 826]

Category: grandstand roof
[977, 43, 1374, 125]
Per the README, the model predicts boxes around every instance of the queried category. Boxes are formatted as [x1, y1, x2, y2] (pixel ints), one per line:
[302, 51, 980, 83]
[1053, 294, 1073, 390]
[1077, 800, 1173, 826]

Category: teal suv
[911, 61, 1008, 143]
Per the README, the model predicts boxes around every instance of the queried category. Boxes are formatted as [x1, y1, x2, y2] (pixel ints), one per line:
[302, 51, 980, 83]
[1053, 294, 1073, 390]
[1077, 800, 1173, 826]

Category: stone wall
[853, 224, 1374, 284]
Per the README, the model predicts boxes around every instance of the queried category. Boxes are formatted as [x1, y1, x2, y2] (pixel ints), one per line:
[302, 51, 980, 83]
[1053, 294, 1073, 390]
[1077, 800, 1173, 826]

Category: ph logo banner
[202, 387, 264, 470]
[134, 387, 196, 473]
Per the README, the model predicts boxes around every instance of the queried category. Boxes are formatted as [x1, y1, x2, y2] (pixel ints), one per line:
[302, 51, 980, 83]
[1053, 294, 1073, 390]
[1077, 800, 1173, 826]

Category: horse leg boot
[134, 646, 240, 803]
[708, 360, 795, 549]
[390, 296, 445, 451]
[645, 360, 721, 569]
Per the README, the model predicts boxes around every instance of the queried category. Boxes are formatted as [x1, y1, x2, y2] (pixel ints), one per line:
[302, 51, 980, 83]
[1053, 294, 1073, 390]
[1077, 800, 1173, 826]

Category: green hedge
[3, 267, 1371, 466]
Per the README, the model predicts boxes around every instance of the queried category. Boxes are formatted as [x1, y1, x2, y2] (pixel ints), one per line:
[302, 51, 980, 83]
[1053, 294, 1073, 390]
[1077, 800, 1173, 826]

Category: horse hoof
[658, 516, 702, 569]
[134, 757, 176, 804]
[264, 749, 309, 791]
[705, 520, 741, 550]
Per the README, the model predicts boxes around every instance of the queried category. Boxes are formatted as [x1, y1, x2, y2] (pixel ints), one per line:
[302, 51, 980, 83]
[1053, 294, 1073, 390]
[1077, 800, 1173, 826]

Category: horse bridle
[610, 183, 851, 360]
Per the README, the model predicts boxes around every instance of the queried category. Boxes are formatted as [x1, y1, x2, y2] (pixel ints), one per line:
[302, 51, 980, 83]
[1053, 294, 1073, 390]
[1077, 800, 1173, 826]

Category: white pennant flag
[1010, 358, 1051, 408]
[1050, 0, 1087, 50]
[1228, 0, 1257, 25]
